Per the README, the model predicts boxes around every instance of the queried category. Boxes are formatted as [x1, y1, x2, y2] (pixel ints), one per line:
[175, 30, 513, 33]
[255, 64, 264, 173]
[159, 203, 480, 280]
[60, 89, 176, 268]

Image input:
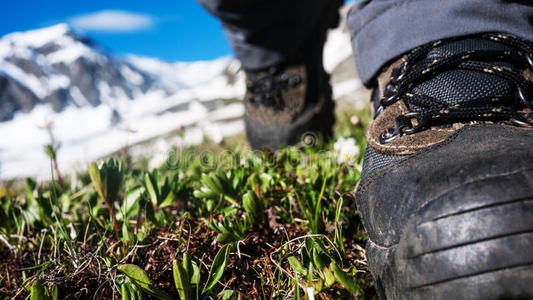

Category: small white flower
[148, 139, 170, 169]
[333, 137, 359, 165]
[148, 151, 168, 169]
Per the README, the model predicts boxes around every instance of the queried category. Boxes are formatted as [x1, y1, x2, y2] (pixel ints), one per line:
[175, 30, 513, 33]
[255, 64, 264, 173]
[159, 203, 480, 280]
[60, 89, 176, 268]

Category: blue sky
[0, 0, 232, 62]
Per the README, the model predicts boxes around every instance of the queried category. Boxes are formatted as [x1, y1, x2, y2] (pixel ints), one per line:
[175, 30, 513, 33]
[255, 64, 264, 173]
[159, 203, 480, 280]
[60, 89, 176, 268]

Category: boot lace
[379, 33, 533, 144]
[245, 68, 302, 110]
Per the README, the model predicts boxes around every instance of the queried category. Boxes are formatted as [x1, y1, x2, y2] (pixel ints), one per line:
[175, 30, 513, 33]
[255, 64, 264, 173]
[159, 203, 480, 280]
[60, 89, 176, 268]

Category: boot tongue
[410, 38, 514, 108]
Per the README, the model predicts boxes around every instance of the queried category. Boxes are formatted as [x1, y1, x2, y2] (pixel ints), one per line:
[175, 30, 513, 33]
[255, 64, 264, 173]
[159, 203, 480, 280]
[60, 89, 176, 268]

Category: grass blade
[118, 264, 171, 300]
[30, 280, 50, 300]
[201, 244, 232, 296]
[173, 260, 191, 300]
[330, 262, 358, 293]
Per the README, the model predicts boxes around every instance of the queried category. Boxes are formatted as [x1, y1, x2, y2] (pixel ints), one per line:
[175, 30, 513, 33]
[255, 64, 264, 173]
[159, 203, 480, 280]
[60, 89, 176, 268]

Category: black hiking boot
[356, 33, 533, 300]
[243, 0, 342, 151]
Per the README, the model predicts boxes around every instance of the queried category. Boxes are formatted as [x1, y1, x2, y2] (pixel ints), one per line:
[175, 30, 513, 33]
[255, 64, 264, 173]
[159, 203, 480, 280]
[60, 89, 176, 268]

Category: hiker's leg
[196, 0, 340, 71]
[347, 0, 533, 85]
[197, 0, 342, 150]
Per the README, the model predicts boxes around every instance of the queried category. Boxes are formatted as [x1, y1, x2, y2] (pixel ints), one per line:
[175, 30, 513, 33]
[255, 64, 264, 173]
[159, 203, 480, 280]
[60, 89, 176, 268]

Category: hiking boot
[356, 33, 533, 300]
[243, 0, 341, 151]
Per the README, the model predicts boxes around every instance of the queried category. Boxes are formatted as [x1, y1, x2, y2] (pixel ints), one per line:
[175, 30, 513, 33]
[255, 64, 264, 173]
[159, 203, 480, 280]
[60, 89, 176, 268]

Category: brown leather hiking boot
[356, 33, 533, 299]
[244, 64, 334, 150]
[243, 0, 341, 151]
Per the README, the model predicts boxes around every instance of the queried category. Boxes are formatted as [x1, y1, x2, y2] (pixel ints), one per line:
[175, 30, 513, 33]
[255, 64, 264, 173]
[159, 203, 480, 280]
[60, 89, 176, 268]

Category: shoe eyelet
[401, 112, 426, 135]
[395, 72, 406, 82]
[289, 75, 302, 86]
[394, 63, 410, 82]
[380, 83, 400, 106]
[379, 127, 400, 144]
[378, 112, 424, 144]
[384, 83, 397, 97]
[525, 53, 533, 71]
[374, 105, 384, 119]
[511, 112, 533, 128]
[518, 87, 533, 109]
[380, 94, 399, 106]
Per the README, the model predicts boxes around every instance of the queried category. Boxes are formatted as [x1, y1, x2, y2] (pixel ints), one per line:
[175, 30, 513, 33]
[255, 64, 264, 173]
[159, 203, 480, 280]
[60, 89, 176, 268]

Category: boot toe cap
[395, 169, 533, 299]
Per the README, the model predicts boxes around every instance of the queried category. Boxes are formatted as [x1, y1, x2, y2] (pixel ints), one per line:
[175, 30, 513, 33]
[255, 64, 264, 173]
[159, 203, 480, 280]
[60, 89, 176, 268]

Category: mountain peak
[0, 23, 157, 121]
[1, 23, 79, 48]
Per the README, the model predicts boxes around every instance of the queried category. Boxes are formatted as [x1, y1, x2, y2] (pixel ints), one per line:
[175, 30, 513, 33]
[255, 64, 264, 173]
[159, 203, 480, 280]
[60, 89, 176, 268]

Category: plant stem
[52, 157, 64, 189]
[104, 196, 120, 237]
[46, 125, 64, 189]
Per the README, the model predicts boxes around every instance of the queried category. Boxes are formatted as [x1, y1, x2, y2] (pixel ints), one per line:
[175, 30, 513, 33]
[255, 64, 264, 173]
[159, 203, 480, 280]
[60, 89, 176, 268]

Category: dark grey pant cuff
[348, 0, 533, 86]
[197, 0, 334, 72]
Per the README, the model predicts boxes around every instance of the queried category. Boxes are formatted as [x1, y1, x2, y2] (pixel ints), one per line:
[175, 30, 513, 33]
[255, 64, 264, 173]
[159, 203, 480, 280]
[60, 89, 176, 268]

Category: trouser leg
[347, 0, 533, 85]
[196, 0, 340, 72]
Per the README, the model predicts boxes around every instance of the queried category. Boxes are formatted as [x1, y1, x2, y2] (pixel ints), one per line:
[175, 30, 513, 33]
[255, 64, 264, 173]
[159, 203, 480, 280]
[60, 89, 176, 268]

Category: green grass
[0, 108, 375, 299]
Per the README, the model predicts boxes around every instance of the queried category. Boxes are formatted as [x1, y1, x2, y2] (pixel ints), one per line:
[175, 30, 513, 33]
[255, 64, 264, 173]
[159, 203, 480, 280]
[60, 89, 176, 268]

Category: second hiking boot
[243, 0, 342, 151]
[356, 33, 533, 299]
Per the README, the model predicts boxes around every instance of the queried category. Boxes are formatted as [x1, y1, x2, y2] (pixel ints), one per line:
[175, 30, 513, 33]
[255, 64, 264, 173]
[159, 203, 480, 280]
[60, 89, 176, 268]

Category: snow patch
[46, 42, 99, 64]
[1, 24, 70, 49]
[0, 61, 47, 98]
[323, 25, 352, 73]
[120, 65, 144, 86]
[332, 79, 362, 99]
[69, 86, 89, 106]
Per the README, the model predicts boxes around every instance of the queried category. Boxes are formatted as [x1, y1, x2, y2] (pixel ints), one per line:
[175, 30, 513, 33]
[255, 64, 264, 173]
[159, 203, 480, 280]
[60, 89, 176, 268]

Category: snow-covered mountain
[0, 24, 150, 121]
[0, 5, 367, 179]
[0, 24, 246, 179]
[0, 24, 244, 122]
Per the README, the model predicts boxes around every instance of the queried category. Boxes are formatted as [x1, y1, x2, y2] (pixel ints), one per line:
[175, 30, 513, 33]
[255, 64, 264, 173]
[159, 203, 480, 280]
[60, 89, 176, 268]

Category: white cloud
[69, 10, 154, 33]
